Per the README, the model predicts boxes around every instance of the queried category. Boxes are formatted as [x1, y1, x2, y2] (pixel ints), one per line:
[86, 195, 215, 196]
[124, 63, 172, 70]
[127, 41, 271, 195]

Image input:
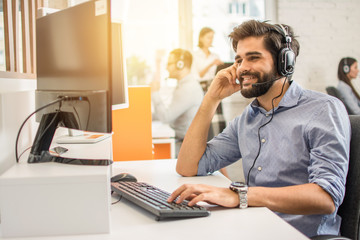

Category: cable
[246, 78, 288, 186]
[67, 98, 90, 131]
[72, 106, 82, 129]
[85, 99, 91, 131]
[111, 192, 123, 205]
[17, 146, 32, 160]
[15, 96, 87, 163]
[15, 97, 65, 163]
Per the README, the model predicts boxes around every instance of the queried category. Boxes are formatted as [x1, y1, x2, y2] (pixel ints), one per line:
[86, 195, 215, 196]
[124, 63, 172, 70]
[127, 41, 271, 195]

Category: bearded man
[168, 20, 350, 238]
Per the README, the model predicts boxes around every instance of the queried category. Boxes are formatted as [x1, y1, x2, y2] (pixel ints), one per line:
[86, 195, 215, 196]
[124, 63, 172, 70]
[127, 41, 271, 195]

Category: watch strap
[229, 182, 248, 209]
[238, 191, 248, 209]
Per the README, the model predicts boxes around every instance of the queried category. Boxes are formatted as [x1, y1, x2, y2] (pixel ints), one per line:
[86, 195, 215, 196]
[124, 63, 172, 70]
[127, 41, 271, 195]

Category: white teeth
[243, 76, 255, 80]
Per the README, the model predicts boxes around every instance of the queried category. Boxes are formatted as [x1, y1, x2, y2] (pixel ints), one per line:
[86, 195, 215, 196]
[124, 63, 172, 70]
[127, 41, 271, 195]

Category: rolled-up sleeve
[307, 99, 351, 208]
[197, 119, 242, 176]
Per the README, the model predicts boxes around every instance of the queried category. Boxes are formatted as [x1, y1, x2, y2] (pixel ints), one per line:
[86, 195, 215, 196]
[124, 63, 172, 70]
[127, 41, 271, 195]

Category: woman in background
[192, 27, 223, 89]
[337, 57, 360, 114]
[192, 27, 230, 178]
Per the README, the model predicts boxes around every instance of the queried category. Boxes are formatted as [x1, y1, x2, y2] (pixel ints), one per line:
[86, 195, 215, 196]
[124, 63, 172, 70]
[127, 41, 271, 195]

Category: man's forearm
[176, 95, 221, 176]
[248, 183, 335, 215]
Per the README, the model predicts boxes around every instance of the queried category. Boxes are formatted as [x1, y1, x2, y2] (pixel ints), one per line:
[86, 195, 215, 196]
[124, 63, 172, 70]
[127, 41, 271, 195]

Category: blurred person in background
[192, 27, 224, 90]
[151, 48, 204, 156]
[337, 57, 360, 114]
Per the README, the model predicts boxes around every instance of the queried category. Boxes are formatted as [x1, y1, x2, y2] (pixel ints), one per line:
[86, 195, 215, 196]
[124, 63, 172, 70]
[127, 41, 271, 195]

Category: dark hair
[198, 27, 214, 48]
[338, 57, 360, 100]
[170, 48, 193, 69]
[229, 20, 300, 77]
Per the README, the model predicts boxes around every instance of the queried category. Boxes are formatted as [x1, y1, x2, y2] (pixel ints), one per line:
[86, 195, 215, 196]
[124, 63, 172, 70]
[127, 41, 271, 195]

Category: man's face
[166, 54, 179, 79]
[235, 36, 278, 98]
[200, 31, 214, 49]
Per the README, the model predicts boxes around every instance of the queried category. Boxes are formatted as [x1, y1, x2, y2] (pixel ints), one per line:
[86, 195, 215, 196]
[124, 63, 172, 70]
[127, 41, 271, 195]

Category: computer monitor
[29, 0, 128, 165]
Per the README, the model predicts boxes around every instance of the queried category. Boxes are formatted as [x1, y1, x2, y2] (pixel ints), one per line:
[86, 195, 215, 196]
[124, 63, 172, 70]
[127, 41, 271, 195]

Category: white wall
[0, 79, 36, 174]
[276, 0, 360, 92]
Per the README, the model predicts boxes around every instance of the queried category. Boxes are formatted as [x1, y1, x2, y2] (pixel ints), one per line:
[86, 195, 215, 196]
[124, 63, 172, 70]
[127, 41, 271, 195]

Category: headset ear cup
[343, 65, 350, 74]
[176, 60, 184, 70]
[278, 48, 295, 76]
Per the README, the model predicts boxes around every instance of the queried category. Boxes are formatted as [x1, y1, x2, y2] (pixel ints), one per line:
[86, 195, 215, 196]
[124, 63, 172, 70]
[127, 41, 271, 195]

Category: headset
[176, 53, 185, 70]
[273, 24, 296, 77]
[343, 58, 350, 74]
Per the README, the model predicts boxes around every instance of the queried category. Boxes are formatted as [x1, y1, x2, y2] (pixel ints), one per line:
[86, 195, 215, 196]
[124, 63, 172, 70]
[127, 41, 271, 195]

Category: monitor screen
[29, 0, 128, 165]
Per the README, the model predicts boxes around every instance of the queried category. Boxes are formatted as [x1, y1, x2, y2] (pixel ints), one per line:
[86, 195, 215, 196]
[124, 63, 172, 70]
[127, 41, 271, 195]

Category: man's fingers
[218, 65, 238, 85]
[188, 193, 207, 206]
[167, 184, 187, 202]
[168, 184, 206, 204]
[229, 65, 238, 85]
[175, 185, 198, 204]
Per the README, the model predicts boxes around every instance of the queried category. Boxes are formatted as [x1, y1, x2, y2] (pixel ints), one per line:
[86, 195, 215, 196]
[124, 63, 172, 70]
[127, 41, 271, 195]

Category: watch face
[232, 182, 246, 188]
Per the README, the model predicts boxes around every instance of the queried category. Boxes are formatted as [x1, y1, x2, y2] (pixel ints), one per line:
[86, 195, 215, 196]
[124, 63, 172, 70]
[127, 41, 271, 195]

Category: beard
[240, 68, 278, 98]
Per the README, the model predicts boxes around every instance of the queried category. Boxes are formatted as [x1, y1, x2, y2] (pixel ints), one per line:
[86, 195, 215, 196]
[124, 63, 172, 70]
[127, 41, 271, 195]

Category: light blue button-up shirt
[197, 81, 351, 237]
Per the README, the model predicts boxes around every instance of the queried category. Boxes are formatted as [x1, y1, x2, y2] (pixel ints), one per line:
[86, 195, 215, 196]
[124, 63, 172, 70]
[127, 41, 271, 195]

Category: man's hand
[207, 64, 241, 101]
[167, 184, 239, 208]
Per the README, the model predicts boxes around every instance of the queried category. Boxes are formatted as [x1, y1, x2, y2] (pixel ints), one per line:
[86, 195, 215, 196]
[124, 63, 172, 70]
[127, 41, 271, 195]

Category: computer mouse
[111, 173, 137, 183]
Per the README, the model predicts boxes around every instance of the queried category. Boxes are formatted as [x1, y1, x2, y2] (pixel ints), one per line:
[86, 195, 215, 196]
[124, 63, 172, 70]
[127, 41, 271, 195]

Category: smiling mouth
[241, 75, 257, 87]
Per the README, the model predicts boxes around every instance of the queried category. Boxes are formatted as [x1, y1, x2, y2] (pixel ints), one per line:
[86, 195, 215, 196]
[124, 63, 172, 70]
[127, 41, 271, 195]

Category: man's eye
[249, 56, 259, 61]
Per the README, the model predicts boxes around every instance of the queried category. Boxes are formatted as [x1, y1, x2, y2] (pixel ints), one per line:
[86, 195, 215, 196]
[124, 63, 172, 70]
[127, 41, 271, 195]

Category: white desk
[0, 158, 309, 239]
[109, 159, 309, 240]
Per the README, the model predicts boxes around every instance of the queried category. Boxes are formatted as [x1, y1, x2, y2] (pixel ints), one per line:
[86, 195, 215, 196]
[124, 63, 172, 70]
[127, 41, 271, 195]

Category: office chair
[311, 115, 360, 240]
[325, 86, 355, 115]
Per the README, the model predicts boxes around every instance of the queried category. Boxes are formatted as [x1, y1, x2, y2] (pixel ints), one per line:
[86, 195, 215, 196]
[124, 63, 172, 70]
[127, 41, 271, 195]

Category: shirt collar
[250, 80, 303, 114]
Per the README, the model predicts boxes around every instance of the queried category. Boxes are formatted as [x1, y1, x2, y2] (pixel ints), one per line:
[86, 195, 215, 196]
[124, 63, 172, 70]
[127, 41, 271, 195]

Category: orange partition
[153, 143, 171, 159]
[112, 86, 153, 161]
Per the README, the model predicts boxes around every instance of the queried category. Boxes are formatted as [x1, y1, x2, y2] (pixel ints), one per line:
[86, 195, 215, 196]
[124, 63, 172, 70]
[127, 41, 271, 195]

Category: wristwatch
[229, 182, 248, 209]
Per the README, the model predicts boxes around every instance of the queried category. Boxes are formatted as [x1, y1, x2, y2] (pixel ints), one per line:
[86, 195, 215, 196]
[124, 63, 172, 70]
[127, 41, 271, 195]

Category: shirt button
[258, 166, 262, 171]
[265, 113, 270, 117]
[261, 138, 266, 143]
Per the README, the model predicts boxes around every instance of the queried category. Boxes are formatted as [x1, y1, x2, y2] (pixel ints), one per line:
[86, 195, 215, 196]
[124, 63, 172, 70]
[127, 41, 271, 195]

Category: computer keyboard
[111, 181, 210, 220]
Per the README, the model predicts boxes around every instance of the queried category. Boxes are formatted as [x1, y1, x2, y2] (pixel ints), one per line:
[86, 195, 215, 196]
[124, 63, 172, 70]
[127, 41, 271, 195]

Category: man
[151, 48, 204, 155]
[167, 20, 350, 237]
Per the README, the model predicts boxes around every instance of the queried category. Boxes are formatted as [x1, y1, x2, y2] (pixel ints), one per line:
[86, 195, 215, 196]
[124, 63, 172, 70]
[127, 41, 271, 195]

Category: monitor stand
[27, 111, 113, 166]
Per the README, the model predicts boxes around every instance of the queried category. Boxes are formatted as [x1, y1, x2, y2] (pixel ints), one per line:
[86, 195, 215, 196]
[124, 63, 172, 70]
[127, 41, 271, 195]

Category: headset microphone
[251, 76, 283, 87]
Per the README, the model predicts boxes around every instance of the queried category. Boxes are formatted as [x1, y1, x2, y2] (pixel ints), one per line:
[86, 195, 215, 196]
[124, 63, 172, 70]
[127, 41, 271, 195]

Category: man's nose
[236, 60, 251, 74]
[236, 62, 250, 78]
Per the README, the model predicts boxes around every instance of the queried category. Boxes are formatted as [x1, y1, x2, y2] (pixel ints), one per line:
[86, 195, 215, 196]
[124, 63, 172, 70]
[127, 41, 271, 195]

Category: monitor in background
[29, 0, 128, 165]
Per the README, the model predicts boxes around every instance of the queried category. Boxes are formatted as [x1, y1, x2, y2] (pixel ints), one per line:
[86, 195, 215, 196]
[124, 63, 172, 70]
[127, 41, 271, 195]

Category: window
[0, 0, 265, 81]
[123, 0, 265, 85]
[192, 0, 265, 62]
[122, 0, 179, 86]
[0, 0, 37, 79]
